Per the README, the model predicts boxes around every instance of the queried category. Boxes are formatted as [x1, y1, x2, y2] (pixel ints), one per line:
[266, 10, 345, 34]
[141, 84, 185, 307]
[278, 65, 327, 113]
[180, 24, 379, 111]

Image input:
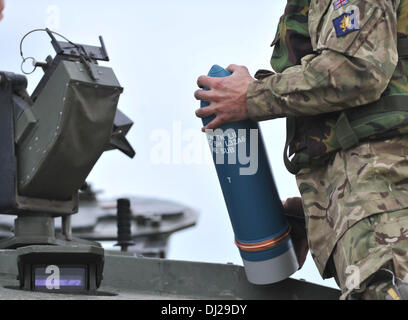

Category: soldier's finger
[194, 89, 214, 101]
[197, 75, 215, 89]
[202, 116, 225, 132]
[195, 106, 216, 119]
[226, 64, 248, 74]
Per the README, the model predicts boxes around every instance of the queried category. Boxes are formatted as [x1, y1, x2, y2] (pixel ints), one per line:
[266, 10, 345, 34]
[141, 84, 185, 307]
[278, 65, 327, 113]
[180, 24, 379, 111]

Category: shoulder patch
[333, 0, 349, 10]
[332, 9, 360, 37]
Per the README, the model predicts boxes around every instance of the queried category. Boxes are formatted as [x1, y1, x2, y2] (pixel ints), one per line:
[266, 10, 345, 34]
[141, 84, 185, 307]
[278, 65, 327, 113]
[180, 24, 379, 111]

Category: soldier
[195, 0, 408, 300]
[0, 0, 4, 21]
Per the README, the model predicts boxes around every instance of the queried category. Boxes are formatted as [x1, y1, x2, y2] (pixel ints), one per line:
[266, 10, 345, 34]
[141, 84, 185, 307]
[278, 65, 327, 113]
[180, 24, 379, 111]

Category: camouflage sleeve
[246, 0, 400, 121]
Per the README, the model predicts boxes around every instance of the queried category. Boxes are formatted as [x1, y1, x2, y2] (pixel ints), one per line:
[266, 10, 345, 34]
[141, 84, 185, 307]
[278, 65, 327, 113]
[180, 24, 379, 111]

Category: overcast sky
[0, 0, 338, 289]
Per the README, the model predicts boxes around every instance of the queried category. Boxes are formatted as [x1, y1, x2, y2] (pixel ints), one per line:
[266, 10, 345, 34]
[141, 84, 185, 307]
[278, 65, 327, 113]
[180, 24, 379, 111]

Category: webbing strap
[335, 95, 408, 150]
[346, 95, 408, 121]
[334, 112, 359, 150]
[285, 95, 408, 174]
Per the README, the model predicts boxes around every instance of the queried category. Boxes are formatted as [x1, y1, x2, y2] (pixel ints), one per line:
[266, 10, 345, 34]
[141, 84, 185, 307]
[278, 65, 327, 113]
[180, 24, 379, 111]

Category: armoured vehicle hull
[0, 249, 340, 300]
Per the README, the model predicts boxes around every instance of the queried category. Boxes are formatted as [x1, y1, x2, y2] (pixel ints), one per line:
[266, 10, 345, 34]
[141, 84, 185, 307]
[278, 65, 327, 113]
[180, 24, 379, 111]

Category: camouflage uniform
[246, 0, 408, 299]
[297, 136, 408, 299]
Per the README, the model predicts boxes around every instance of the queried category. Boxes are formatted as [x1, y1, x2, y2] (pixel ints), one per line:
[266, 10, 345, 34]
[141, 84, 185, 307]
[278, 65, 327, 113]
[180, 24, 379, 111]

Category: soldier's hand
[0, 0, 4, 21]
[282, 197, 309, 269]
[194, 64, 254, 132]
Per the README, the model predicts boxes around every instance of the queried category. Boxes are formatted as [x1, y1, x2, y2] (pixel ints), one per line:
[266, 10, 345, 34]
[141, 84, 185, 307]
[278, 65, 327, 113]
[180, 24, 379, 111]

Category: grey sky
[0, 0, 338, 289]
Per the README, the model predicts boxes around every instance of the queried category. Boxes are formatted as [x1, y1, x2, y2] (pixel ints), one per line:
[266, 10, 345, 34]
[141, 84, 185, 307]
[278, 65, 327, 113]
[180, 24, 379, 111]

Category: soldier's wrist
[246, 78, 276, 122]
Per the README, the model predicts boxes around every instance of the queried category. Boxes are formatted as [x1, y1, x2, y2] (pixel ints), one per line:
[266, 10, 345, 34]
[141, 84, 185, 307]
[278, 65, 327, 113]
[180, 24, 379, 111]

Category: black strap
[283, 117, 300, 175]
[398, 38, 408, 58]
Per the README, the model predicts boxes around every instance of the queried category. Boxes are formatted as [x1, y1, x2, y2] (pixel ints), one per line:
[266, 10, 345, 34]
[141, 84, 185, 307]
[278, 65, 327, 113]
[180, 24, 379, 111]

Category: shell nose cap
[208, 65, 228, 77]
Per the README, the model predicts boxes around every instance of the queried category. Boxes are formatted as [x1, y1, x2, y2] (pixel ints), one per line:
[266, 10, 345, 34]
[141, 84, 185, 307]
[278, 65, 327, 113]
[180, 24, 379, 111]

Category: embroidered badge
[332, 9, 360, 37]
[334, 0, 349, 10]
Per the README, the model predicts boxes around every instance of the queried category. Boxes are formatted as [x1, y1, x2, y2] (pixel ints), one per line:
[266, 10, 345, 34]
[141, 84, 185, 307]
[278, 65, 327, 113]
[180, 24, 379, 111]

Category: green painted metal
[17, 60, 122, 202]
[0, 250, 340, 300]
